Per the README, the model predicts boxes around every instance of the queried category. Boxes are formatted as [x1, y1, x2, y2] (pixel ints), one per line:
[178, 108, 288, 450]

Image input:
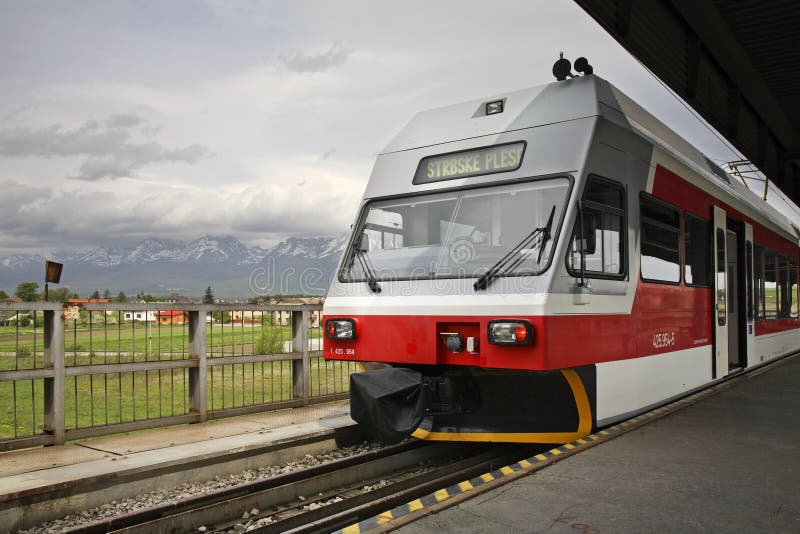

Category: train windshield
[342, 177, 570, 282]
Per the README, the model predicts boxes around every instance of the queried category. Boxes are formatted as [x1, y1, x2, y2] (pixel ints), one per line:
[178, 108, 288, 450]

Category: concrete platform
[397, 355, 800, 534]
[0, 401, 354, 531]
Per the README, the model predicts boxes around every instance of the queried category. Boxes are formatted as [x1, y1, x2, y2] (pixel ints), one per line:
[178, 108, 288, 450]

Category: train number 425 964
[652, 332, 676, 349]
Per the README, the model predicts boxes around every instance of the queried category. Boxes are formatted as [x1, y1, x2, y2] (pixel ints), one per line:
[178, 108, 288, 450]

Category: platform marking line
[336, 354, 800, 534]
[376, 511, 394, 524]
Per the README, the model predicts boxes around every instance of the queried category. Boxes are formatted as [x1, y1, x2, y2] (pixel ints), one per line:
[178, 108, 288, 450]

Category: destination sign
[413, 142, 526, 184]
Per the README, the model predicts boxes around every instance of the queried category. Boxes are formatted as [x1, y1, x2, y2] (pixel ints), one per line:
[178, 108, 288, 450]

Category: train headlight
[488, 320, 532, 346]
[325, 318, 356, 341]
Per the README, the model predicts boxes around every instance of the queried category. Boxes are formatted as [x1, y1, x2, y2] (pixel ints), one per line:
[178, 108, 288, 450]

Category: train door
[744, 223, 755, 367]
[726, 229, 740, 370]
[712, 206, 729, 378]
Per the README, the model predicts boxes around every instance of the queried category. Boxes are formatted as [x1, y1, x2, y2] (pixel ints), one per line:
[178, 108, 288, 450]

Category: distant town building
[123, 311, 157, 322]
[155, 310, 188, 325]
[267, 297, 323, 327]
[66, 298, 110, 304]
[65, 298, 112, 321]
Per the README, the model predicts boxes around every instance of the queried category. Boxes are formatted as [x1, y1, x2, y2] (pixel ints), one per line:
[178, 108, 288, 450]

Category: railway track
[63, 440, 535, 533]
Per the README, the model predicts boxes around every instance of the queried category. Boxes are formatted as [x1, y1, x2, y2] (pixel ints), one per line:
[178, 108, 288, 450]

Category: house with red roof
[155, 310, 188, 325]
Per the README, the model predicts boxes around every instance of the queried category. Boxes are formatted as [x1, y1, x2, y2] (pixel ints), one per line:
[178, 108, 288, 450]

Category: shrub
[255, 327, 284, 355]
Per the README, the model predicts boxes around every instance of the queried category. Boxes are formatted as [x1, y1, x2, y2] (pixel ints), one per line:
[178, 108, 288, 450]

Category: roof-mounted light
[485, 99, 504, 115]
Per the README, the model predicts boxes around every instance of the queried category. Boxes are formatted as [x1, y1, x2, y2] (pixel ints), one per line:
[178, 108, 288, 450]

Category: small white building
[123, 311, 157, 322]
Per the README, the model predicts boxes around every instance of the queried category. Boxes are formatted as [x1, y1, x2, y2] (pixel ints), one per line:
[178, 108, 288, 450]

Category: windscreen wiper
[354, 249, 382, 293]
[473, 205, 556, 291]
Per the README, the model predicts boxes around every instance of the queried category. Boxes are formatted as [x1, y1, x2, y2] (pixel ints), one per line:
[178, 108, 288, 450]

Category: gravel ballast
[18, 441, 383, 534]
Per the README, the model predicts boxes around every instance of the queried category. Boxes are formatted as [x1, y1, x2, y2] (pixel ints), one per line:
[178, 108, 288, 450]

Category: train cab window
[754, 244, 764, 321]
[567, 176, 626, 278]
[640, 194, 680, 283]
[764, 250, 777, 320]
[343, 177, 572, 283]
[684, 214, 711, 287]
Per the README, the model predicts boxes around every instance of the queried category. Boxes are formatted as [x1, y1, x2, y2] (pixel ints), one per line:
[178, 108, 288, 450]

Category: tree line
[2, 283, 219, 303]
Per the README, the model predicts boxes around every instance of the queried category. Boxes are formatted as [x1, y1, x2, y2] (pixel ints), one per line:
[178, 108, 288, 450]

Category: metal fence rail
[0, 302, 356, 451]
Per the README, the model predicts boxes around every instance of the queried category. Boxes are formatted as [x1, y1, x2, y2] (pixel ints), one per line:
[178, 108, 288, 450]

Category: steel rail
[62, 440, 436, 534]
[270, 445, 534, 534]
[63, 441, 533, 534]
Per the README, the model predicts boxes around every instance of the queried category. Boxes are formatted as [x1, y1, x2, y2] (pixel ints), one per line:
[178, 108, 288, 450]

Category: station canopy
[574, 0, 800, 204]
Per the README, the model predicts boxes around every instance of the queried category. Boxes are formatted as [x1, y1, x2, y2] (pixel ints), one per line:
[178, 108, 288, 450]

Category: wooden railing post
[291, 309, 310, 405]
[188, 309, 207, 422]
[43, 308, 65, 445]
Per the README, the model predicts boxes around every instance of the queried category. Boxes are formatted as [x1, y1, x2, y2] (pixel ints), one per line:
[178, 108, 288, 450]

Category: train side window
[716, 228, 726, 325]
[777, 254, 792, 319]
[567, 176, 626, 279]
[754, 244, 764, 321]
[684, 214, 712, 287]
[764, 250, 777, 320]
[791, 260, 799, 318]
[640, 194, 680, 283]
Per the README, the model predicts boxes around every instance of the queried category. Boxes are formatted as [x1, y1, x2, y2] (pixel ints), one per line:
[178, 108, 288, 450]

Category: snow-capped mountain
[0, 235, 346, 270]
[0, 234, 348, 298]
[264, 235, 349, 259]
[123, 238, 186, 264]
[0, 254, 46, 269]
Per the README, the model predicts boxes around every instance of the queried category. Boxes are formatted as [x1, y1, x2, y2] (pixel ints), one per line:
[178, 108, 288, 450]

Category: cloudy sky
[0, 0, 789, 256]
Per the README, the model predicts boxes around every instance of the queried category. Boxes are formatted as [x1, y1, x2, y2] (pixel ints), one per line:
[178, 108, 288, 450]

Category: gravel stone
[18, 441, 382, 534]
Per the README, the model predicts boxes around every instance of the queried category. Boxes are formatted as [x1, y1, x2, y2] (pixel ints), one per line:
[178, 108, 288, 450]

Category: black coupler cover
[350, 368, 428, 443]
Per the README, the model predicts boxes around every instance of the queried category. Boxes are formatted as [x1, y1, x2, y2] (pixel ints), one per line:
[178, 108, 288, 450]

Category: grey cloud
[0, 116, 208, 181]
[105, 114, 147, 129]
[165, 144, 207, 163]
[286, 42, 351, 73]
[0, 122, 130, 158]
[0, 180, 52, 205]
[0, 181, 52, 229]
[71, 157, 137, 182]
[71, 143, 207, 181]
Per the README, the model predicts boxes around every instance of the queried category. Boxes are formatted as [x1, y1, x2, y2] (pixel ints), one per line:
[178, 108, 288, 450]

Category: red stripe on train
[325, 282, 714, 371]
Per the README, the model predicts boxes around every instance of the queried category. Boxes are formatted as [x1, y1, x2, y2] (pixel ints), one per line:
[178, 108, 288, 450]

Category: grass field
[0, 320, 351, 441]
[0, 323, 321, 369]
[0, 357, 356, 440]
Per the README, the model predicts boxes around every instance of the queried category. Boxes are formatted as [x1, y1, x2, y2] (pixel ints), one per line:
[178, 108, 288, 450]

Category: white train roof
[380, 75, 798, 242]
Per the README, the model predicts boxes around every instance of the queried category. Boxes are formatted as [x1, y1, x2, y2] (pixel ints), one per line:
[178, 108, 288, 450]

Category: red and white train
[322, 61, 800, 443]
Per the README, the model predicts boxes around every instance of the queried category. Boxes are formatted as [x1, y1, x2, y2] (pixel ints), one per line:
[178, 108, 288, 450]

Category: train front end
[324, 77, 603, 443]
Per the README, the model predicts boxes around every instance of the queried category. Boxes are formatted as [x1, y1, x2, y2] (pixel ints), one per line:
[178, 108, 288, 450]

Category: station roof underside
[574, 0, 800, 204]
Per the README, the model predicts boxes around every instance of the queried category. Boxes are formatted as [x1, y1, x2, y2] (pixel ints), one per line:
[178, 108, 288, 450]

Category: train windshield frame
[340, 176, 572, 284]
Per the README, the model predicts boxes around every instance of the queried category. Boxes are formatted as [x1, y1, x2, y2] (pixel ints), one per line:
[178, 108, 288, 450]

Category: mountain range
[0, 235, 349, 299]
